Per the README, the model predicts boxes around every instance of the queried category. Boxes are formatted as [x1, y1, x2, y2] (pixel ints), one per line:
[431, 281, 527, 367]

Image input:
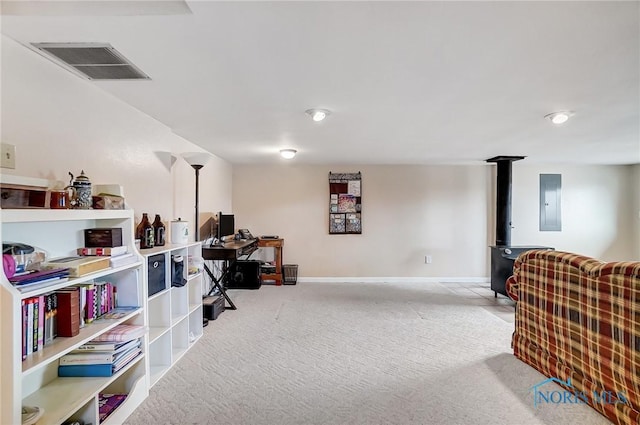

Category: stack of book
[77, 245, 137, 269]
[58, 336, 143, 377]
[10, 268, 70, 293]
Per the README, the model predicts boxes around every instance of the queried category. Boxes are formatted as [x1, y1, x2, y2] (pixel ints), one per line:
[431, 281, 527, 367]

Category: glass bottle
[139, 213, 155, 249]
[152, 214, 166, 246]
[135, 216, 145, 241]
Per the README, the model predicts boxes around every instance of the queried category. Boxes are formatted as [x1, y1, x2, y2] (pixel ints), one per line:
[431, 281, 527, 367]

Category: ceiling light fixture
[545, 111, 573, 125]
[280, 149, 297, 159]
[306, 108, 331, 122]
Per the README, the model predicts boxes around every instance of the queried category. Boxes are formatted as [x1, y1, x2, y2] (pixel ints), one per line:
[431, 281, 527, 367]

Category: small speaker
[225, 260, 261, 290]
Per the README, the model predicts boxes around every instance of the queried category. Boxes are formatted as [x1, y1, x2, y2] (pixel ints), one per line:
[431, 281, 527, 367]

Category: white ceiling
[2, 1, 639, 165]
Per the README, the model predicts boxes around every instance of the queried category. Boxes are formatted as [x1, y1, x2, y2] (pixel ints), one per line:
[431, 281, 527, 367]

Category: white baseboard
[298, 277, 490, 284]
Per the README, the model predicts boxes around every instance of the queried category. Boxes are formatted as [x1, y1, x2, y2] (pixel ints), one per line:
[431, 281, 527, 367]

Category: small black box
[203, 295, 225, 320]
[84, 228, 123, 248]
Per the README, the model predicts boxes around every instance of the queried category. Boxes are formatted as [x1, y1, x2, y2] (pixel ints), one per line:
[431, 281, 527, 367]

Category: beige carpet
[125, 281, 611, 425]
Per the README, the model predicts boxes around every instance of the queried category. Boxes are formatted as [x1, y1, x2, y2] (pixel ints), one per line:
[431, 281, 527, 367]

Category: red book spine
[56, 289, 80, 337]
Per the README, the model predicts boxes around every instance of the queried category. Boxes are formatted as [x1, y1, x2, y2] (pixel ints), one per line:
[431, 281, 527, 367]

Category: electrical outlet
[425, 255, 432, 264]
[1, 144, 16, 169]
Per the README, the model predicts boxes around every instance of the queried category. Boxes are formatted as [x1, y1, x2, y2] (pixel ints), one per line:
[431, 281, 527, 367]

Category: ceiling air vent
[31, 42, 150, 81]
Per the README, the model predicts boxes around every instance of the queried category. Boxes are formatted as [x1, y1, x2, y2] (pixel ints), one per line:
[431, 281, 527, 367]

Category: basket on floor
[282, 264, 298, 285]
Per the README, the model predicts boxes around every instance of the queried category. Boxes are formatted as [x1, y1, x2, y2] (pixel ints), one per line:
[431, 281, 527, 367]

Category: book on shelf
[72, 337, 140, 353]
[21, 296, 47, 356]
[90, 324, 146, 343]
[74, 281, 119, 323]
[36, 294, 44, 350]
[55, 288, 80, 337]
[15, 276, 70, 294]
[60, 339, 142, 365]
[22, 296, 47, 359]
[77, 246, 128, 256]
[99, 306, 139, 320]
[10, 268, 70, 286]
[58, 363, 113, 377]
[43, 256, 110, 277]
[44, 292, 57, 345]
[57, 348, 142, 377]
[98, 393, 128, 423]
[112, 347, 142, 371]
[25, 298, 34, 357]
[59, 351, 115, 365]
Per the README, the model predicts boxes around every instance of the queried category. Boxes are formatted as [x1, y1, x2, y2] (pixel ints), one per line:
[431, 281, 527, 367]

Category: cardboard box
[92, 195, 124, 210]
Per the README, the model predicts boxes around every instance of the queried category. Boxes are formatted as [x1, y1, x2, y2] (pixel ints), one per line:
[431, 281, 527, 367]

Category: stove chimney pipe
[486, 156, 525, 246]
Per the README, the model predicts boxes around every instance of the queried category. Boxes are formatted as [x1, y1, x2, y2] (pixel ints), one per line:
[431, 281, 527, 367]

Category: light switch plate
[1, 144, 16, 169]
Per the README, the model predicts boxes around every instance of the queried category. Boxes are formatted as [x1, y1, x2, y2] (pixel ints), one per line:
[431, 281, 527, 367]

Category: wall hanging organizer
[328, 172, 362, 234]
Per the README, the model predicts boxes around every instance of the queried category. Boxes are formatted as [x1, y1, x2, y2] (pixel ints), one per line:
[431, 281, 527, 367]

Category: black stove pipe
[486, 156, 525, 246]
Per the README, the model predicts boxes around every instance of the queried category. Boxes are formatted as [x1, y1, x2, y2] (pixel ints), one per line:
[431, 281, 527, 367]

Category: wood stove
[486, 156, 553, 297]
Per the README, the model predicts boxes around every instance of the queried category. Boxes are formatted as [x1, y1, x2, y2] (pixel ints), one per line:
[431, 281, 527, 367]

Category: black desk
[202, 239, 258, 310]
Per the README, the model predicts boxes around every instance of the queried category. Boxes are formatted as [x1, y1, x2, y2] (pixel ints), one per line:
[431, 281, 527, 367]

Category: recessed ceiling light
[545, 111, 573, 125]
[280, 149, 297, 159]
[305, 108, 331, 122]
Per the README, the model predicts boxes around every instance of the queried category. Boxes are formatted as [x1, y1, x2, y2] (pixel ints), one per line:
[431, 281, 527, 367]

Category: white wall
[0, 35, 232, 238]
[233, 163, 638, 279]
[233, 164, 492, 279]
[511, 165, 637, 261]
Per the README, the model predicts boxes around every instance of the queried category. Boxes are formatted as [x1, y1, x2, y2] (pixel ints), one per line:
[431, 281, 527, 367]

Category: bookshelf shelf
[22, 355, 145, 425]
[21, 308, 143, 374]
[149, 365, 168, 387]
[141, 242, 203, 387]
[148, 325, 170, 343]
[15, 261, 143, 300]
[171, 347, 188, 362]
[0, 209, 148, 425]
[1, 208, 133, 223]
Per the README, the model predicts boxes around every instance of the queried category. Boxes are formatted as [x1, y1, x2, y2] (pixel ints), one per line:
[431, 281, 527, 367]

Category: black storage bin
[203, 295, 225, 320]
[225, 260, 261, 290]
[148, 253, 166, 296]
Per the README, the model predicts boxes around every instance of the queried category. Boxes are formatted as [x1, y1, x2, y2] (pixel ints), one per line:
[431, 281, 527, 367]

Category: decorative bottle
[152, 214, 166, 246]
[138, 213, 155, 249]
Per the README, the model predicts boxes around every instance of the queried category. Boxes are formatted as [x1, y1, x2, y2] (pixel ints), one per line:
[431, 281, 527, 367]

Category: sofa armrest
[505, 275, 518, 301]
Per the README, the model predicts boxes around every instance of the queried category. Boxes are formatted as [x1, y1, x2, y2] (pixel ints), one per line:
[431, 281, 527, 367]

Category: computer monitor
[217, 212, 235, 241]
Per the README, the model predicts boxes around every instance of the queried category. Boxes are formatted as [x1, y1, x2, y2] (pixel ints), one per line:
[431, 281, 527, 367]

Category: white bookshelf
[0, 209, 148, 425]
[139, 242, 203, 387]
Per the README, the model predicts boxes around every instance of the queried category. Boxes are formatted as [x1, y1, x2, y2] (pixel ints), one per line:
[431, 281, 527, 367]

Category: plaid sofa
[505, 250, 640, 424]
